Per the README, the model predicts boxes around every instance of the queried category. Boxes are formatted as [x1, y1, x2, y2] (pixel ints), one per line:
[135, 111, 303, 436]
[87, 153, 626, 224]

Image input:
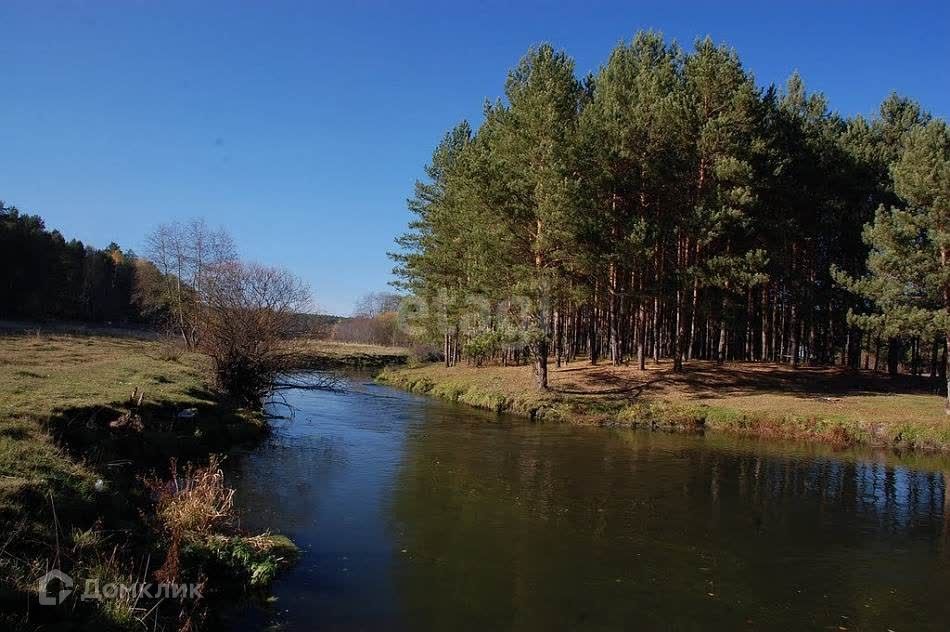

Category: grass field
[1, 333, 198, 510]
[0, 330, 275, 627]
[297, 339, 408, 358]
[295, 338, 408, 368]
[378, 359, 950, 450]
[0, 332, 250, 509]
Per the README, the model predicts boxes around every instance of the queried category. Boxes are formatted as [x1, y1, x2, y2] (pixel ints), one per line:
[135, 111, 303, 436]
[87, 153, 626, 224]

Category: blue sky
[1, 1, 947, 315]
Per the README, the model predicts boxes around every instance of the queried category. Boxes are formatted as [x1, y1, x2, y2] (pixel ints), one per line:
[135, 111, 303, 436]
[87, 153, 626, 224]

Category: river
[226, 374, 950, 630]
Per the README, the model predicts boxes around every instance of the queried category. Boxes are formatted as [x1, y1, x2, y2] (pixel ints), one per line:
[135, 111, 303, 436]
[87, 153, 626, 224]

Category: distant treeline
[393, 32, 950, 391]
[329, 292, 408, 346]
[0, 203, 147, 323]
[0, 206, 380, 340]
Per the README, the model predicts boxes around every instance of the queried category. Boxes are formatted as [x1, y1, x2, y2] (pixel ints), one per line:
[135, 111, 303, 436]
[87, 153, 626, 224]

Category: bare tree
[331, 291, 406, 346]
[353, 292, 403, 318]
[138, 219, 237, 348]
[138, 220, 338, 405]
[200, 261, 329, 406]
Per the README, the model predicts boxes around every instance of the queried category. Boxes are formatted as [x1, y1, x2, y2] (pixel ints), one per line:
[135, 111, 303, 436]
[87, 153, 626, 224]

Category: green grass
[0, 330, 277, 628]
[378, 360, 950, 450]
[186, 533, 300, 589]
[0, 333, 211, 419]
[0, 333, 261, 513]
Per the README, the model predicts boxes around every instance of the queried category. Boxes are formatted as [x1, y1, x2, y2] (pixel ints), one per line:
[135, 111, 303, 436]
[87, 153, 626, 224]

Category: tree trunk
[687, 242, 701, 361]
[534, 337, 549, 390]
[588, 302, 599, 365]
[745, 287, 754, 361]
[945, 336, 950, 414]
[911, 337, 919, 376]
[863, 330, 870, 370]
[717, 294, 728, 365]
[887, 337, 901, 376]
[931, 337, 939, 378]
[673, 292, 683, 373]
[652, 297, 660, 364]
[637, 301, 646, 370]
[789, 301, 800, 368]
[609, 270, 621, 366]
[874, 335, 881, 372]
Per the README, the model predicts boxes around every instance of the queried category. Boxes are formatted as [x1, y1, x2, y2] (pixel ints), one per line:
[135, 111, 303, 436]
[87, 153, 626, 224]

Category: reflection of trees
[390, 424, 950, 629]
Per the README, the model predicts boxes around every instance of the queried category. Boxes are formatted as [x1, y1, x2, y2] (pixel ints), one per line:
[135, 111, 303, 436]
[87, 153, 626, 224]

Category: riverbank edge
[0, 333, 298, 629]
[294, 342, 409, 370]
[376, 365, 950, 451]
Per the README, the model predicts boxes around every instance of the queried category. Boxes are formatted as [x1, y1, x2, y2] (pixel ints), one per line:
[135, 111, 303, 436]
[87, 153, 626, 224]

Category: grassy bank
[294, 339, 408, 369]
[0, 330, 293, 629]
[378, 360, 950, 450]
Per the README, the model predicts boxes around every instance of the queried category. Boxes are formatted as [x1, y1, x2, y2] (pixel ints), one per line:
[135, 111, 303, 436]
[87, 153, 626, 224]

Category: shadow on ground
[550, 361, 941, 401]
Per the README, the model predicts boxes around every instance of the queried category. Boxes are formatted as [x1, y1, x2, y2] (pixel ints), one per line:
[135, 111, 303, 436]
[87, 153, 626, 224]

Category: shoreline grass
[0, 330, 290, 628]
[377, 360, 950, 451]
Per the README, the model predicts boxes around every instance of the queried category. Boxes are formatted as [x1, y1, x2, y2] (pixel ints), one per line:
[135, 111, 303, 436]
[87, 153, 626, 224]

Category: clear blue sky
[1, 1, 947, 315]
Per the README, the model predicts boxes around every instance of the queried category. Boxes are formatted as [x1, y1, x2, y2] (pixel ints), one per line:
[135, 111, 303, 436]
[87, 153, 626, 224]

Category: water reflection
[228, 376, 950, 630]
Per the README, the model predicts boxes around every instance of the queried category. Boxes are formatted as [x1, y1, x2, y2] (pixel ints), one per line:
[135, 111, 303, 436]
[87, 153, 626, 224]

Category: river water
[227, 374, 950, 630]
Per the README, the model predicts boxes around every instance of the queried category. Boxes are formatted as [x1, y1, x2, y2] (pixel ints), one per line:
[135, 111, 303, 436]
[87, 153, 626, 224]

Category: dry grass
[144, 454, 297, 601]
[0, 329, 289, 628]
[292, 338, 408, 370]
[296, 338, 408, 359]
[148, 455, 235, 537]
[379, 359, 950, 449]
[554, 360, 944, 425]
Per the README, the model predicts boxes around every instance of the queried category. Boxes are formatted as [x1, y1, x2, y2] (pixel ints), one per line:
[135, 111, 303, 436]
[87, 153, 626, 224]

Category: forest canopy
[0, 203, 147, 324]
[392, 31, 950, 396]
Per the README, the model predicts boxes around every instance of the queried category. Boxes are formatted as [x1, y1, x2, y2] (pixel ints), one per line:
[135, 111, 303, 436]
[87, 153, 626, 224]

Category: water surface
[228, 375, 950, 630]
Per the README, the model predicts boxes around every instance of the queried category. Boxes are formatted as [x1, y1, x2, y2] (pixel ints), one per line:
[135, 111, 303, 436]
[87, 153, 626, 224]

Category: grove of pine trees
[393, 32, 950, 403]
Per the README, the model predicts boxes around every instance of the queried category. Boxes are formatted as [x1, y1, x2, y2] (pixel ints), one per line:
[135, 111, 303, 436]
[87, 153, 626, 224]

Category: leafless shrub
[147, 455, 235, 538]
[200, 261, 312, 407]
[408, 342, 442, 363]
[331, 315, 390, 345]
[139, 219, 341, 406]
[332, 312, 411, 346]
[330, 292, 408, 346]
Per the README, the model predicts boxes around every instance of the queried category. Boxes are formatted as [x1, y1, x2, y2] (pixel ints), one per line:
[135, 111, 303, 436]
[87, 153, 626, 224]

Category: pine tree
[836, 119, 950, 406]
[578, 32, 688, 368]
[486, 44, 582, 389]
[391, 30, 948, 395]
[683, 37, 766, 367]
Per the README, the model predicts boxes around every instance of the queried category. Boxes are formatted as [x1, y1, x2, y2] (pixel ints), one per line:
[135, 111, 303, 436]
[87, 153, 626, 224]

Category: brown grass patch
[381, 358, 950, 449]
